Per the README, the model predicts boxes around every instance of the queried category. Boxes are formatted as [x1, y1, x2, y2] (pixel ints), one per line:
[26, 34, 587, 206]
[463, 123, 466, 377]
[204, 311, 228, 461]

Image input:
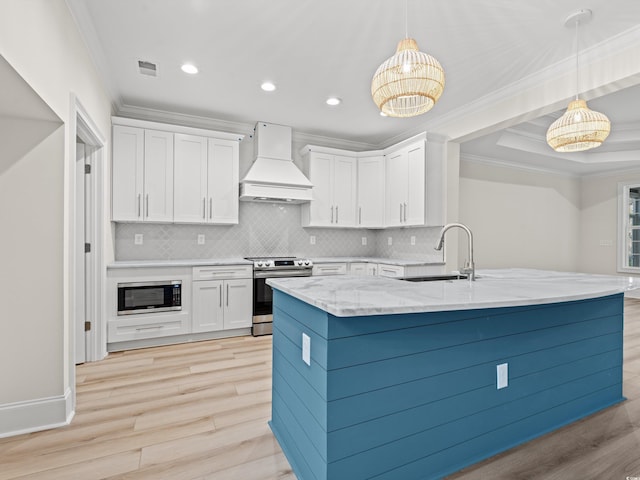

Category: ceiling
[66, 0, 640, 175]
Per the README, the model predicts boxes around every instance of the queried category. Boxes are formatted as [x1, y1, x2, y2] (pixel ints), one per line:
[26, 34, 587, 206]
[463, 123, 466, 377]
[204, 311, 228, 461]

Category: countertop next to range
[106, 257, 444, 269]
[267, 268, 640, 317]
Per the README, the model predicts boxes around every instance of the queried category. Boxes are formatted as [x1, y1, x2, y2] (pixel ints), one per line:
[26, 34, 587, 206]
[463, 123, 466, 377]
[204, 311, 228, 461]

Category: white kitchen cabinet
[174, 134, 239, 224]
[357, 155, 385, 228]
[366, 263, 378, 276]
[377, 263, 406, 278]
[112, 126, 174, 222]
[349, 262, 368, 275]
[192, 266, 252, 332]
[384, 140, 426, 227]
[312, 263, 348, 276]
[302, 148, 357, 227]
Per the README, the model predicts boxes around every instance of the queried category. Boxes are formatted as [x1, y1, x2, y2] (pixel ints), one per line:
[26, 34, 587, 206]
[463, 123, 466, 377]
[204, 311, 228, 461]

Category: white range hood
[240, 122, 312, 203]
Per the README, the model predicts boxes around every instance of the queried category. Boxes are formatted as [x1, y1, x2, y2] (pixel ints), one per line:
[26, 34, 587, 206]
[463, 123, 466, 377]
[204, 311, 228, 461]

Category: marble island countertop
[267, 268, 640, 317]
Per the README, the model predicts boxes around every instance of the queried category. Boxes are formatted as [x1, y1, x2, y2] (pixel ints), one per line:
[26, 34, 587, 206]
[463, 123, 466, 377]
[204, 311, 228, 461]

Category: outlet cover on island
[388, 237, 393, 246]
[497, 363, 508, 389]
[362, 237, 367, 246]
[309, 235, 316, 245]
[411, 236, 416, 246]
[302, 333, 311, 366]
[197, 234, 205, 245]
[134, 234, 143, 245]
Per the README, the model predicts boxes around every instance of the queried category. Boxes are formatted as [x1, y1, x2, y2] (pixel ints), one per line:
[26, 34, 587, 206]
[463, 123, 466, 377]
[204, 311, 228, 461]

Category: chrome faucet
[434, 223, 475, 281]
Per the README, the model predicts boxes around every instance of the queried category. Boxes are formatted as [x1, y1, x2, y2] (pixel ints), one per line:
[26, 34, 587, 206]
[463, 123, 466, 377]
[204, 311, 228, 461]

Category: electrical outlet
[387, 236, 393, 246]
[362, 237, 367, 246]
[410, 236, 416, 246]
[302, 333, 311, 366]
[497, 363, 508, 389]
[197, 234, 205, 245]
[134, 234, 143, 245]
[310, 235, 316, 245]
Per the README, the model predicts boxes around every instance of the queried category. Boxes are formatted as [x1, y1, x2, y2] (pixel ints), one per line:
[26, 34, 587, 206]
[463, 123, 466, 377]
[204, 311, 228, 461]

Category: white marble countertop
[267, 268, 640, 317]
[311, 257, 445, 266]
[108, 258, 252, 269]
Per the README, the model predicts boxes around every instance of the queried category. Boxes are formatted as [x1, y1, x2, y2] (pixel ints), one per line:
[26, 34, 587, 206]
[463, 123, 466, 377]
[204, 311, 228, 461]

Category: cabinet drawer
[377, 263, 405, 278]
[108, 313, 189, 342]
[312, 263, 348, 276]
[193, 265, 252, 280]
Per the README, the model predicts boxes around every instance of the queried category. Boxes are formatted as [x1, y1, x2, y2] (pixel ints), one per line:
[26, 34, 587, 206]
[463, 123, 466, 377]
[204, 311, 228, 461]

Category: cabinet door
[174, 134, 208, 223]
[358, 155, 384, 227]
[112, 125, 144, 221]
[384, 150, 408, 227]
[223, 279, 252, 329]
[333, 155, 357, 226]
[405, 142, 426, 226]
[349, 263, 368, 275]
[208, 138, 239, 224]
[366, 263, 378, 276]
[143, 130, 174, 222]
[192, 280, 224, 333]
[307, 152, 334, 226]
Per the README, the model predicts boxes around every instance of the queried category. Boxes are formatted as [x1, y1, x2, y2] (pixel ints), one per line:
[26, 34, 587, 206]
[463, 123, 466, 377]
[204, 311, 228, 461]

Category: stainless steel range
[245, 257, 313, 336]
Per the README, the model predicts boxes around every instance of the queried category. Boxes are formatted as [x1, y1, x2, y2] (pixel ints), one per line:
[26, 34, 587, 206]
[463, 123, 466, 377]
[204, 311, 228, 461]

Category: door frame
[70, 95, 106, 367]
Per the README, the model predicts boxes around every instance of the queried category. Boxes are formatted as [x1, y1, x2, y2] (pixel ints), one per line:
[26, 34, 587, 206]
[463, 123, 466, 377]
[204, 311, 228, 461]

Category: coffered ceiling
[65, 0, 640, 174]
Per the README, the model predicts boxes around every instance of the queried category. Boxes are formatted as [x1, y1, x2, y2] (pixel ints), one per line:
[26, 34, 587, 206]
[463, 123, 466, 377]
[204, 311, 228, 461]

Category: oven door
[252, 270, 311, 333]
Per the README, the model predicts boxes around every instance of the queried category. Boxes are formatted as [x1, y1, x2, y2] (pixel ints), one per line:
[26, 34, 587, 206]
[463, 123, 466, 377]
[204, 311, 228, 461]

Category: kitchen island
[267, 269, 640, 480]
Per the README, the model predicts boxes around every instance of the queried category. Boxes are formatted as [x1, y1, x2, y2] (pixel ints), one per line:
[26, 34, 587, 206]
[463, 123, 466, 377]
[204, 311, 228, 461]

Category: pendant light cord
[405, 0, 408, 38]
[575, 19, 579, 101]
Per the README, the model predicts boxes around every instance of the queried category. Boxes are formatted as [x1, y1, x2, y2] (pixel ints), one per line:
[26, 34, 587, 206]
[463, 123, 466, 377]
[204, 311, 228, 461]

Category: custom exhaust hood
[239, 122, 312, 203]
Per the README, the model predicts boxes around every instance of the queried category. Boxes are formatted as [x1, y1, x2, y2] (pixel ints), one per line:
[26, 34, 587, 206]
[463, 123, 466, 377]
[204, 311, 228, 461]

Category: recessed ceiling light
[261, 82, 276, 92]
[380, 111, 388, 117]
[181, 63, 198, 74]
[326, 97, 341, 106]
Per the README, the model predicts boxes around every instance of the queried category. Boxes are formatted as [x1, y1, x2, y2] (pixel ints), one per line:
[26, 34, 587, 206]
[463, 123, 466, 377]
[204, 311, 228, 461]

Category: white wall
[0, 0, 111, 435]
[458, 160, 581, 271]
[579, 170, 640, 274]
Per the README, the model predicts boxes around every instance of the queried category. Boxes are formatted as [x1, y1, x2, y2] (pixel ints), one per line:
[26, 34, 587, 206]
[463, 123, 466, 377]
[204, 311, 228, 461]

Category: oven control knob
[257, 261, 263, 267]
[304, 260, 310, 266]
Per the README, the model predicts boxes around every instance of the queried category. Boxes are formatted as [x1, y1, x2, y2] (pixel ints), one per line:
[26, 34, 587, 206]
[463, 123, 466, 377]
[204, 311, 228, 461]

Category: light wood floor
[1, 299, 639, 480]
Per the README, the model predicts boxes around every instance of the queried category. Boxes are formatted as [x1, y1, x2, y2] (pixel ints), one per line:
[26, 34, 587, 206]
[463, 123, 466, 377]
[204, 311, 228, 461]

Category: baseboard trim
[0, 388, 74, 438]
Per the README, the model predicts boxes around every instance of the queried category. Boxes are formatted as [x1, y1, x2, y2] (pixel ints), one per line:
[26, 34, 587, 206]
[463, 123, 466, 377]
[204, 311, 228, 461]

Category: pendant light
[546, 9, 610, 153]
[371, 0, 445, 118]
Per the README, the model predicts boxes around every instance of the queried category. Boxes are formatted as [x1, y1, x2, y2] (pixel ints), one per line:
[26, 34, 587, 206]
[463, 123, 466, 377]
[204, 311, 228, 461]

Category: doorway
[73, 99, 105, 364]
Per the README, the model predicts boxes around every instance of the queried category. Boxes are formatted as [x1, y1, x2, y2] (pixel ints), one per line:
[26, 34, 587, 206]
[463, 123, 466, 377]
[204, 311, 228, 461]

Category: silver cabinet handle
[209, 198, 213, 220]
[135, 325, 163, 331]
[137, 194, 141, 217]
[331, 206, 334, 223]
[336, 205, 339, 223]
[359, 207, 362, 225]
[202, 198, 206, 219]
[219, 286, 222, 307]
[400, 203, 403, 222]
[145, 194, 149, 217]
[404, 202, 407, 222]
[226, 284, 229, 307]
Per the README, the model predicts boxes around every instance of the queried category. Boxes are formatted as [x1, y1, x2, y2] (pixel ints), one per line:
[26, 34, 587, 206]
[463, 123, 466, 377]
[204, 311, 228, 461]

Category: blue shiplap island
[267, 269, 640, 480]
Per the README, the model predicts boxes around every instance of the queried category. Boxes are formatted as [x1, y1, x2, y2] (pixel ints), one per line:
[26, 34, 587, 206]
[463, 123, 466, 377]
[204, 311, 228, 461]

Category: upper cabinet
[384, 140, 425, 227]
[301, 148, 357, 228]
[112, 126, 174, 222]
[173, 135, 239, 224]
[111, 117, 243, 224]
[357, 155, 385, 228]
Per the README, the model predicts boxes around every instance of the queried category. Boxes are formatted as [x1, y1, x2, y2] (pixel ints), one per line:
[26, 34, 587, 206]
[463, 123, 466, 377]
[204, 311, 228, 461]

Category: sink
[401, 274, 468, 282]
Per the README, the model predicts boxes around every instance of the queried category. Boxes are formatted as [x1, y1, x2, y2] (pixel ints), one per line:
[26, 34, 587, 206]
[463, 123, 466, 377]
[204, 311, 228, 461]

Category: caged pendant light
[371, 1, 445, 118]
[546, 9, 610, 153]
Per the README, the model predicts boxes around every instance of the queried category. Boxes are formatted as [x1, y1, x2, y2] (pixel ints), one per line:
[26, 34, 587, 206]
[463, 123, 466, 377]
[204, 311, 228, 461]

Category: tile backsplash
[115, 202, 444, 262]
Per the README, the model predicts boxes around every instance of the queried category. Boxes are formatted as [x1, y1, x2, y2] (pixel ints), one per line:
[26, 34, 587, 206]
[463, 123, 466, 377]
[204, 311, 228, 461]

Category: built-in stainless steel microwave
[117, 280, 182, 315]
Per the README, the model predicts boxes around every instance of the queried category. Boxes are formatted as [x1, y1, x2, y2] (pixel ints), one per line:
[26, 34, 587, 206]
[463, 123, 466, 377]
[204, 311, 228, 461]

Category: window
[619, 182, 640, 272]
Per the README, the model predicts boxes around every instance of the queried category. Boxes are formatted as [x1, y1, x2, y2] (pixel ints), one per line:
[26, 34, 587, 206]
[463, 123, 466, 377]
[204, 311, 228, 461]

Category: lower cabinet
[312, 263, 348, 276]
[192, 278, 252, 332]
